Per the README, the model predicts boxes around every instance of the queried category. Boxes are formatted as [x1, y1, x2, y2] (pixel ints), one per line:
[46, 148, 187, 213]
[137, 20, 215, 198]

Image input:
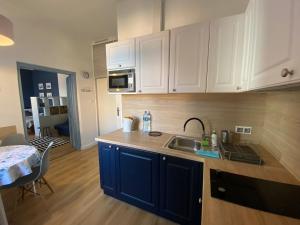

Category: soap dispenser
[211, 130, 218, 147]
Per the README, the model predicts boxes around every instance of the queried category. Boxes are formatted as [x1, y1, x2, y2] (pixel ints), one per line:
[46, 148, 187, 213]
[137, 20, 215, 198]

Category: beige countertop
[95, 129, 300, 225]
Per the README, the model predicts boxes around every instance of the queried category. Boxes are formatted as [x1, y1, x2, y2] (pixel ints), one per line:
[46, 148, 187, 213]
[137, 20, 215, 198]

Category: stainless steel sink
[166, 136, 201, 152]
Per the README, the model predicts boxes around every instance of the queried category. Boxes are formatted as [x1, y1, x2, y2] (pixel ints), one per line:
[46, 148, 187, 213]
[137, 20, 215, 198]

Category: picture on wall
[38, 83, 44, 90]
[46, 82, 52, 90]
[46, 92, 52, 97]
[39, 92, 45, 98]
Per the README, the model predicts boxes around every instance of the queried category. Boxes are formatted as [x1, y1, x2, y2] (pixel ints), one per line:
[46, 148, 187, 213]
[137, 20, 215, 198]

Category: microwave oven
[108, 69, 135, 93]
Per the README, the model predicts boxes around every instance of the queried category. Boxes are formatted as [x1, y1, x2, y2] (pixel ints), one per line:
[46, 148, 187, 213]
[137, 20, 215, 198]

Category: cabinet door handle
[116, 147, 119, 151]
[138, 90, 142, 93]
[281, 68, 294, 77]
[118, 64, 122, 67]
[236, 86, 242, 90]
[199, 198, 202, 204]
[162, 156, 166, 161]
[173, 88, 176, 92]
[108, 145, 112, 149]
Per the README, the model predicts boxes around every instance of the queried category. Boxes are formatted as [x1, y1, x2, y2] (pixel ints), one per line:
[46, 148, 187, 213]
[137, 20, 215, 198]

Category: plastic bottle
[143, 111, 148, 132]
[147, 111, 152, 132]
[211, 130, 218, 147]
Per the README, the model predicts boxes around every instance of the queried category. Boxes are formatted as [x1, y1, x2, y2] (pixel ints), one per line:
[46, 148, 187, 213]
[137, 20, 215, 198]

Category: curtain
[66, 75, 81, 149]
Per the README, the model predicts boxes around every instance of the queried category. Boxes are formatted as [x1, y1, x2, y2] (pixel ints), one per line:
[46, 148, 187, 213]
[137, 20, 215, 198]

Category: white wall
[164, 0, 249, 30]
[57, 73, 68, 97]
[0, 11, 98, 149]
[117, 0, 249, 40]
[117, 0, 162, 40]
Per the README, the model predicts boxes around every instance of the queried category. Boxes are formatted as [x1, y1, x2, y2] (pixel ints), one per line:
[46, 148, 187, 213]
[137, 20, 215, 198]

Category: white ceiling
[0, 0, 118, 43]
[0, 0, 249, 44]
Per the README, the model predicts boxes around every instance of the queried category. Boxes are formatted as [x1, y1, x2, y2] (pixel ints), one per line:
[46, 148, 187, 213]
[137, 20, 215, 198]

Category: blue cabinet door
[160, 155, 203, 225]
[116, 146, 159, 213]
[98, 142, 116, 196]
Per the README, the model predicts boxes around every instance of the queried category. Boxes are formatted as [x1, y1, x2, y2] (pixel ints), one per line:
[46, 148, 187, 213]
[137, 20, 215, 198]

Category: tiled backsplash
[122, 93, 266, 144]
[122, 90, 300, 180]
[261, 90, 300, 180]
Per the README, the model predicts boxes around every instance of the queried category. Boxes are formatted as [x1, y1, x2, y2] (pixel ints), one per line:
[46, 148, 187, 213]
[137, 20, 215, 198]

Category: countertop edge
[95, 136, 207, 163]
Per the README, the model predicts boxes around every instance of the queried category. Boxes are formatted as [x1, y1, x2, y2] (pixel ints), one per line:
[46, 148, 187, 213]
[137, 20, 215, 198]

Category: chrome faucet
[183, 117, 206, 137]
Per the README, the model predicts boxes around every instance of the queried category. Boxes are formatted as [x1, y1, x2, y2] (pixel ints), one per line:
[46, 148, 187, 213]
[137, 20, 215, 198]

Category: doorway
[17, 62, 81, 150]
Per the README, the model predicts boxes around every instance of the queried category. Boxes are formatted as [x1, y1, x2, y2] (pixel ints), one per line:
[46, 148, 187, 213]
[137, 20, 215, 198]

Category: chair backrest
[37, 141, 54, 178]
[1, 133, 28, 146]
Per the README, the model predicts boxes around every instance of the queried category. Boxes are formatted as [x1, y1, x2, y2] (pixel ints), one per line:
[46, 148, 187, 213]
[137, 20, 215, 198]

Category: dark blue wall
[20, 69, 34, 109]
[20, 69, 59, 109]
[32, 70, 59, 97]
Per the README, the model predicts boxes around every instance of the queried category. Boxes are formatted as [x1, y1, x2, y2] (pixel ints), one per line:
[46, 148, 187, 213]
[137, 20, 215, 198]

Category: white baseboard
[80, 141, 97, 150]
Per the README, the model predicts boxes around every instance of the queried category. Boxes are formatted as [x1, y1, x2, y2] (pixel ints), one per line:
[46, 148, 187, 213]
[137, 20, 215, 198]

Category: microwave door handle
[109, 71, 134, 76]
[109, 73, 128, 76]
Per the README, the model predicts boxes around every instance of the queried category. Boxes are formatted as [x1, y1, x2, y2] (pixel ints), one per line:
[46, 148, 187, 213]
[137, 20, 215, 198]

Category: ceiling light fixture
[0, 15, 14, 46]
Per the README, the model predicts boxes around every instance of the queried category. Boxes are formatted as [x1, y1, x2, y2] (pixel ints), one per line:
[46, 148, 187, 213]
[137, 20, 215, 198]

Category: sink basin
[166, 136, 201, 152]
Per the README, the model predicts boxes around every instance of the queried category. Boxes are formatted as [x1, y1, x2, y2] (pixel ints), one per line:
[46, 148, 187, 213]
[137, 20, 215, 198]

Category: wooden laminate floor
[4, 145, 177, 225]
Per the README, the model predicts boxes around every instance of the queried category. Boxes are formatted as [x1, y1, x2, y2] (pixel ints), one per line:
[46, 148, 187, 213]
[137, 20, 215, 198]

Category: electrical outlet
[244, 127, 252, 135]
[235, 126, 244, 134]
[235, 126, 252, 135]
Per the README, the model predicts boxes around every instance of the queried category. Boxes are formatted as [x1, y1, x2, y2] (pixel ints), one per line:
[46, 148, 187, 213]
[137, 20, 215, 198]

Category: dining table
[0, 145, 40, 225]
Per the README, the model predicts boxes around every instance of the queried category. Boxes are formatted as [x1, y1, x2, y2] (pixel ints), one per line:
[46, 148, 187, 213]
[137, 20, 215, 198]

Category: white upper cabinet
[249, 0, 300, 89]
[106, 39, 136, 70]
[207, 14, 245, 93]
[240, 1, 255, 91]
[169, 23, 209, 93]
[136, 31, 170, 94]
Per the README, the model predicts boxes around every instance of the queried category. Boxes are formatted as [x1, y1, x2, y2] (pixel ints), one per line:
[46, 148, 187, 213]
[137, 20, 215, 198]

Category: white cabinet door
[169, 23, 209, 93]
[136, 31, 169, 94]
[240, 1, 255, 91]
[106, 39, 135, 70]
[207, 14, 245, 93]
[249, 0, 300, 89]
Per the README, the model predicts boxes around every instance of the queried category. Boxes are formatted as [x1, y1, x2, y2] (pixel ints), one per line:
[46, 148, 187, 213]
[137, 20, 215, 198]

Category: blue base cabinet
[160, 155, 203, 225]
[98, 143, 116, 196]
[116, 146, 160, 213]
[98, 142, 203, 225]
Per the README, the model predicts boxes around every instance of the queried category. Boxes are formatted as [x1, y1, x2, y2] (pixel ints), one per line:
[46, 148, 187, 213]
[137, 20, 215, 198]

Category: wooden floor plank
[3, 145, 177, 225]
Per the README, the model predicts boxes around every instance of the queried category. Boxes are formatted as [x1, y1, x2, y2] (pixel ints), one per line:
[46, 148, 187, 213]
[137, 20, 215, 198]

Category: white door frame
[16, 62, 81, 149]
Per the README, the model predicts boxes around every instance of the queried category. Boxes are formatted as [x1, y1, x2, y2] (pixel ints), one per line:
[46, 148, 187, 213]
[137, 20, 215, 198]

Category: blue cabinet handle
[162, 156, 166, 161]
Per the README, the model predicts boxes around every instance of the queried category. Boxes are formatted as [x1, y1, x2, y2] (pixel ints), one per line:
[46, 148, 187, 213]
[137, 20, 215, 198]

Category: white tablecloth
[0, 145, 40, 186]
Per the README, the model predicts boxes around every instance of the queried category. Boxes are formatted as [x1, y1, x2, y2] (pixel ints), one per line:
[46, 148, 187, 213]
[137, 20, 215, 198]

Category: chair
[39, 126, 52, 138]
[0, 142, 54, 224]
[1, 133, 28, 146]
[8, 141, 55, 198]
